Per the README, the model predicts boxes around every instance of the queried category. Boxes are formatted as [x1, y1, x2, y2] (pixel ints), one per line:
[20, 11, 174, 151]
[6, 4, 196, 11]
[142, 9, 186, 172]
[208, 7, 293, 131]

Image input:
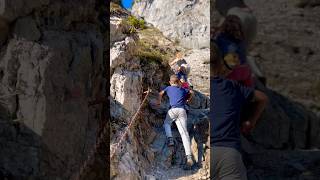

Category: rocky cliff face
[112, 0, 320, 178]
[132, 0, 210, 94]
[110, 3, 210, 179]
[132, 0, 210, 50]
[0, 0, 107, 179]
[244, 0, 320, 116]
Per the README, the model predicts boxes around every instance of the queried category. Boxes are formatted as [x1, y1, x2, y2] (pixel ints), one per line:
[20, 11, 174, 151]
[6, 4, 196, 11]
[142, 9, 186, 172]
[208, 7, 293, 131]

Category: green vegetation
[127, 16, 146, 29]
[135, 40, 172, 90]
[174, 38, 180, 45]
[138, 27, 177, 61]
[122, 23, 137, 34]
[122, 15, 146, 34]
[135, 40, 167, 65]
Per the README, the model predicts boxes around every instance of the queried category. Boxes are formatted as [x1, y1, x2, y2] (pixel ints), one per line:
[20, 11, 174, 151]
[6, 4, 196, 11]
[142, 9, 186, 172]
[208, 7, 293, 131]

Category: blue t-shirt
[163, 86, 189, 109]
[210, 76, 254, 151]
[215, 33, 247, 64]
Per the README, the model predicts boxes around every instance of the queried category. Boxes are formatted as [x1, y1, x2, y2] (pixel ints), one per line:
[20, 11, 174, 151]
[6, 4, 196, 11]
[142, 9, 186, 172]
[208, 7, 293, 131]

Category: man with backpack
[210, 45, 268, 179]
[157, 74, 194, 170]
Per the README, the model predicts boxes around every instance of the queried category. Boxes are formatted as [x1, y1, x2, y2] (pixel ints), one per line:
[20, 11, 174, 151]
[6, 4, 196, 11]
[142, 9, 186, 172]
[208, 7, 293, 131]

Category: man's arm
[242, 90, 268, 133]
[157, 90, 165, 105]
[186, 89, 194, 103]
[169, 58, 180, 66]
[249, 90, 268, 127]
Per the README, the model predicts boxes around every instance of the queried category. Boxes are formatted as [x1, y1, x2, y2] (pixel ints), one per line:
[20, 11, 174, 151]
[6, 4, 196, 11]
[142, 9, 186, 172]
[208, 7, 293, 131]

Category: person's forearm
[187, 91, 194, 102]
[170, 58, 179, 65]
[249, 96, 268, 127]
[187, 96, 192, 103]
[249, 102, 266, 127]
[158, 94, 163, 104]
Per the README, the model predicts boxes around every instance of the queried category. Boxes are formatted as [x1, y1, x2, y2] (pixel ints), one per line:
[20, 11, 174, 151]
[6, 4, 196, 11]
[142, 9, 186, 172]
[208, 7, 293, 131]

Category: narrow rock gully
[110, 54, 210, 180]
[143, 68, 210, 180]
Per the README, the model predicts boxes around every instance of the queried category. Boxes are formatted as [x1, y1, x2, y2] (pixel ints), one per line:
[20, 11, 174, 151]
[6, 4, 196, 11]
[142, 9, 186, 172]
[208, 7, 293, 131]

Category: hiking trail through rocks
[110, 3, 210, 177]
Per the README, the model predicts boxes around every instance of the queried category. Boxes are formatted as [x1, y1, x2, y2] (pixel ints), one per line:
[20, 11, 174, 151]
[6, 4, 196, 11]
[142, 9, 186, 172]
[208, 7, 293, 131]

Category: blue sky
[121, 0, 134, 9]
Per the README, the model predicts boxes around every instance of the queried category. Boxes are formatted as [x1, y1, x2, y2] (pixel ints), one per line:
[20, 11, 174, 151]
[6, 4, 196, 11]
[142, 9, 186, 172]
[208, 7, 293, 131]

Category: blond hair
[175, 52, 183, 59]
[170, 75, 180, 85]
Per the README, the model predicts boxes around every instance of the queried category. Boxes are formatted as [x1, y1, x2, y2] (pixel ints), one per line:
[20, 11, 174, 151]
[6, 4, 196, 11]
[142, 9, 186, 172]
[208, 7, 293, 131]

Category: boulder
[110, 16, 130, 45]
[14, 16, 41, 41]
[110, 67, 143, 116]
[110, 37, 138, 72]
[248, 83, 320, 150]
[188, 90, 210, 109]
[0, 29, 104, 179]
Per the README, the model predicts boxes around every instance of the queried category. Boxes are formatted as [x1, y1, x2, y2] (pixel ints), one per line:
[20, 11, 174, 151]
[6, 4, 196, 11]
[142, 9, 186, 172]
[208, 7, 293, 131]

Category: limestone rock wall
[249, 83, 320, 150]
[184, 49, 210, 94]
[132, 0, 210, 49]
[243, 0, 320, 115]
[110, 9, 150, 179]
[0, 0, 106, 179]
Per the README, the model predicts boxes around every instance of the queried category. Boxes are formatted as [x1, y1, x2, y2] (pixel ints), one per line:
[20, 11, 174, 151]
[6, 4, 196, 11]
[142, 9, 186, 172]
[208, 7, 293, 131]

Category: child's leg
[175, 108, 192, 156]
[163, 109, 175, 138]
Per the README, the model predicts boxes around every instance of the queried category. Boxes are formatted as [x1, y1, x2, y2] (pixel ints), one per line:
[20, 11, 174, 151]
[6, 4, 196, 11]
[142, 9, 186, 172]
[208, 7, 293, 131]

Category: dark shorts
[211, 146, 247, 180]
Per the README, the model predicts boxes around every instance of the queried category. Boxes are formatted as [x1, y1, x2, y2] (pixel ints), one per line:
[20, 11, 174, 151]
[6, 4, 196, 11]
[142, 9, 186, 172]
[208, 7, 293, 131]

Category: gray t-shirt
[176, 59, 187, 66]
[172, 59, 189, 74]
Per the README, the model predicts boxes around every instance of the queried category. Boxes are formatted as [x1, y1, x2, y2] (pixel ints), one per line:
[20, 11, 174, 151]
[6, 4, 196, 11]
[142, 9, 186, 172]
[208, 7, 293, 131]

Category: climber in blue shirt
[157, 74, 194, 170]
[210, 46, 268, 180]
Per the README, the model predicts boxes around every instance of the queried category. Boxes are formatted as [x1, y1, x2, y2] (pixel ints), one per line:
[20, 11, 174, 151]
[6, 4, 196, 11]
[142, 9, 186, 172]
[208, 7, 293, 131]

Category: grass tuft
[122, 16, 146, 34]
